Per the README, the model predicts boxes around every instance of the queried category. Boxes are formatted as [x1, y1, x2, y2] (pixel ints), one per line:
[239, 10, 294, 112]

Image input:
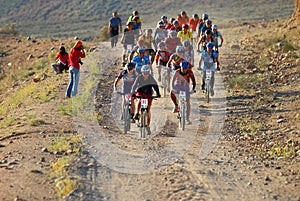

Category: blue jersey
[132, 55, 151, 74]
[200, 50, 218, 71]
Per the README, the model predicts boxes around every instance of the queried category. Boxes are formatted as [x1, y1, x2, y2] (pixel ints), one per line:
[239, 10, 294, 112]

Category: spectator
[108, 11, 122, 48]
[52, 46, 69, 74]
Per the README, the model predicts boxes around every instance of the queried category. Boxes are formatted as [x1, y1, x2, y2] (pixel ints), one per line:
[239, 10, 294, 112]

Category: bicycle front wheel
[139, 110, 147, 138]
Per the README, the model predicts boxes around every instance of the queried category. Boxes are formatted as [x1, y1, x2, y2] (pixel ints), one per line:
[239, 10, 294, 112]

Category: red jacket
[55, 52, 69, 65]
[69, 48, 85, 69]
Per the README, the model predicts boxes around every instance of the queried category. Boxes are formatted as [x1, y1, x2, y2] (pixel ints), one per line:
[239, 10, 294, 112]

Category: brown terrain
[0, 12, 299, 201]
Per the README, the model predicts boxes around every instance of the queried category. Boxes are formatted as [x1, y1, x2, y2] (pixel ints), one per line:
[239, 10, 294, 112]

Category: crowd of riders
[113, 10, 224, 134]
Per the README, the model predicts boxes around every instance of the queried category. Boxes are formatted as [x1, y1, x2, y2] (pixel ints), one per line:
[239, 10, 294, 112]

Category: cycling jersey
[200, 50, 218, 71]
[123, 28, 135, 45]
[169, 53, 185, 70]
[155, 50, 172, 65]
[132, 55, 151, 74]
[183, 46, 194, 66]
[139, 35, 154, 49]
[165, 37, 181, 53]
[177, 15, 189, 27]
[131, 74, 160, 96]
[154, 28, 168, 42]
[177, 31, 193, 43]
[189, 18, 200, 31]
[117, 69, 138, 94]
[172, 69, 196, 93]
[212, 30, 223, 46]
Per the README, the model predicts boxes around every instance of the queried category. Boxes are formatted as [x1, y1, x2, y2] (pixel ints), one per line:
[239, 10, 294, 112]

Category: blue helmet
[206, 42, 214, 49]
[183, 40, 190, 47]
[137, 48, 145, 53]
[202, 13, 208, 20]
[161, 15, 167, 20]
[126, 62, 135, 70]
[176, 46, 184, 53]
[180, 61, 189, 69]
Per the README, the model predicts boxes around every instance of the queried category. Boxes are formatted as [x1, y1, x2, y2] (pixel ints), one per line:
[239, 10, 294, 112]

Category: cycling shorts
[134, 92, 153, 107]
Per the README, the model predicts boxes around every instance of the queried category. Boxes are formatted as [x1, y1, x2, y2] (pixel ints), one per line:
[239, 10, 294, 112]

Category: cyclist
[164, 30, 182, 53]
[200, 19, 212, 37]
[177, 11, 189, 27]
[196, 13, 208, 40]
[197, 29, 216, 53]
[212, 24, 223, 70]
[177, 24, 193, 45]
[183, 40, 194, 67]
[131, 65, 161, 134]
[51, 46, 69, 74]
[198, 42, 218, 96]
[165, 17, 175, 30]
[170, 61, 196, 125]
[158, 15, 168, 27]
[114, 62, 138, 119]
[153, 21, 168, 50]
[189, 13, 200, 39]
[108, 11, 122, 48]
[132, 48, 152, 74]
[121, 21, 135, 64]
[127, 10, 141, 24]
[139, 28, 155, 64]
[170, 20, 182, 33]
[167, 45, 185, 71]
[155, 42, 172, 82]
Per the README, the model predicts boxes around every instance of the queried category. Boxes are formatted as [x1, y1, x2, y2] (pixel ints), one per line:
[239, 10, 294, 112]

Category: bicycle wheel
[139, 110, 147, 138]
[206, 81, 210, 103]
[181, 103, 185, 131]
[123, 105, 130, 134]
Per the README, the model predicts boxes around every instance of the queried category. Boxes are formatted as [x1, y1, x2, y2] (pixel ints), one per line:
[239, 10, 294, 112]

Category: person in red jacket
[66, 40, 85, 98]
[52, 46, 69, 74]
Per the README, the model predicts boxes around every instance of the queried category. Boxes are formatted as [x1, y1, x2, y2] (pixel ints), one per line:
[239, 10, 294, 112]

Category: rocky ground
[0, 18, 299, 201]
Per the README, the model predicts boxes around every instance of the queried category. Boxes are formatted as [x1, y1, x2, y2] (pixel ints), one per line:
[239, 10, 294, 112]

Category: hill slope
[0, 0, 294, 39]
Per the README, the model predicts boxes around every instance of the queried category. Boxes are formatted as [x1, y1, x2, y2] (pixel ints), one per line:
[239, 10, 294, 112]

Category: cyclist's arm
[190, 71, 196, 90]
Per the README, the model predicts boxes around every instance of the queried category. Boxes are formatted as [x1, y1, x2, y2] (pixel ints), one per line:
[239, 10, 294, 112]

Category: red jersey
[177, 16, 189, 27]
[189, 18, 200, 31]
[155, 50, 172, 64]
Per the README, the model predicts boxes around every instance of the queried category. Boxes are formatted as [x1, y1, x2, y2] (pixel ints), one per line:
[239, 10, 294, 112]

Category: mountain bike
[205, 69, 213, 103]
[135, 95, 158, 138]
[117, 92, 132, 134]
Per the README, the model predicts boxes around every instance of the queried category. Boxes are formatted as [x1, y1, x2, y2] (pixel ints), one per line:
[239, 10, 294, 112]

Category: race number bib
[206, 69, 212, 79]
[179, 91, 186, 101]
[141, 99, 148, 108]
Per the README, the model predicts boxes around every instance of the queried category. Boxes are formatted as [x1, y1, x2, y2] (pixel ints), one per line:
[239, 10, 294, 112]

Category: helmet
[138, 39, 144, 46]
[126, 62, 135, 70]
[158, 42, 166, 49]
[146, 28, 152, 34]
[182, 24, 189, 29]
[183, 40, 190, 47]
[170, 30, 177, 36]
[202, 13, 208, 20]
[158, 21, 165, 27]
[173, 20, 179, 25]
[161, 15, 167, 20]
[181, 11, 186, 15]
[180, 61, 189, 69]
[193, 14, 199, 19]
[212, 24, 217, 29]
[137, 48, 145, 53]
[141, 65, 150, 73]
[206, 19, 212, 24]
[133, 10, 139, 16]
[205, 29, 212, 35]
[206, 42, 214, 49]
[176, 46, 184, 53]
[169, 17, 175, 22]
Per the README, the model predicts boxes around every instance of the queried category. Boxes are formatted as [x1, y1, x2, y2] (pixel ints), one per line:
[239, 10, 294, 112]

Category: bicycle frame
[123, 93, 132, 134]
[160, 66, 170, 97]
[139, 98, 148, 138]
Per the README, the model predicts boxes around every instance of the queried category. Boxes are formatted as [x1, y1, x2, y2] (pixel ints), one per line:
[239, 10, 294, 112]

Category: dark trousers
[110, 28, 119, 47]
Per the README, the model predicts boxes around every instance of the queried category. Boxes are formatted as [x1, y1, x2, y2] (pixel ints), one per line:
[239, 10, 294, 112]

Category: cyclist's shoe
[186, 119, 192, 125]
[172, 106, 179, 113]
[130, 113, 134, 119]
[134, 114, 140, 120]
[146, 126, 151, 135]
[158, 75, 161, 82]
[131, 119, 135, 123]
[217, 66, 220, 71]
[210, 89, 215, 96]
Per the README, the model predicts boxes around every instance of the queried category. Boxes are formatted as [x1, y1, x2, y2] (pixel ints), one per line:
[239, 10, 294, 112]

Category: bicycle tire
[206, 81, 210, 103]
[123, 104, 130, 134]
[181, 102, 185, 131]
[139, 110, 147, 138]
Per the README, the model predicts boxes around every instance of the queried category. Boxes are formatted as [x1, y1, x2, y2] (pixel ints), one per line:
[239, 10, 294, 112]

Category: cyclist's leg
[171, 90, 179, 112]
[122, 45, 127, 63]
[202, 70, 206, 90]
[186, 95, 191, 121]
